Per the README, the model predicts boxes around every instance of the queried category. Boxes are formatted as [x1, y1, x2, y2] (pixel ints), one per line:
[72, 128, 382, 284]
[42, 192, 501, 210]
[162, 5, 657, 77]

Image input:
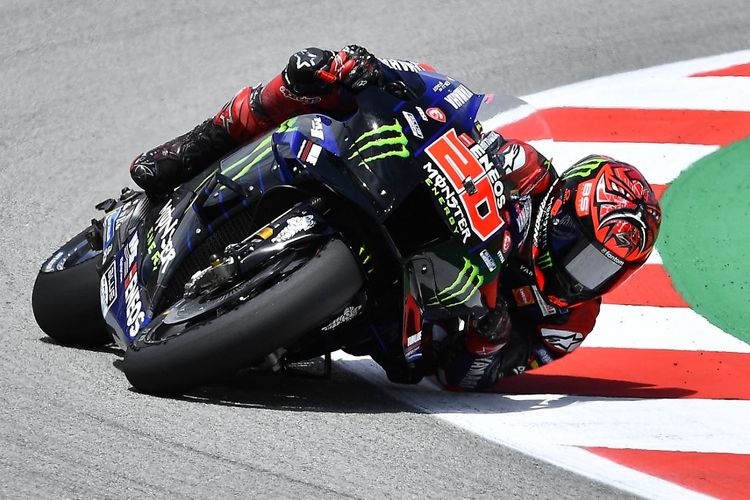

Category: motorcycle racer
[129, 45, 661, 391]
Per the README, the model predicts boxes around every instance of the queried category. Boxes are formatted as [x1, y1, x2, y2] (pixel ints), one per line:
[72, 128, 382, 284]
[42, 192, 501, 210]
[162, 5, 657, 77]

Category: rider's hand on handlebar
[316, 45, 381, 92]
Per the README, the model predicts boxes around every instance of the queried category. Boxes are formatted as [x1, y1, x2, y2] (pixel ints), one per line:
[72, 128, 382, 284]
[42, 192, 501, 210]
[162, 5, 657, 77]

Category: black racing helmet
[531, 155, 661, 307]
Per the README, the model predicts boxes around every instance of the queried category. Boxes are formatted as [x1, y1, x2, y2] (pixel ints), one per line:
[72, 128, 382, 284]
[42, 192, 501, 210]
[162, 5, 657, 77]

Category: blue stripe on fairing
[217, 189, 230, 221]
[257, 164, 266, 192]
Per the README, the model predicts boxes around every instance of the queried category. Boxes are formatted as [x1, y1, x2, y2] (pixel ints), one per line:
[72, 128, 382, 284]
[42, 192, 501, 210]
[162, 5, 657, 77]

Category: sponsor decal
[348, 120, 409, 164]
[378, 58, 422, 73]
[501, 143, 527, 174]
[540, 327, 584, 353]
[444, 84, 473, 110]
[153, 200, 179, 273]
[432, 80, 451, 93]
[502, 230, 512, 254]
[428, 258, 483, 308]
[298, 139, 322, 166]
[425, 107, 446, 123]
[515, 197, 533, 237]
[424, 129, 505, 242]
[401, 111, 423, 139]
[272, 215, 315, 243]
[415, 106, 429, 121]
[146, 226, 159, 269]
[310, 116, 324, 140]
[406, 331, 422, 347]
[518, 264, 534, 277]
[99, 262, 117, 312]
[533, 344, 555, 365]
[321, 305, 362, 331]
[124, 262, 145, 337]
[458, 132, 475, 148]
[531, 285, 558, 316]
[280, 85, 321, 105]
[537, 250, 553, 269]
[513, 286, 536, 307]
[423, 161, 472, 243]
[119, 231, 145, 337]
[293, 49, 319, 69]
[495, 248, 506, 265]
[124, 231, 139, 267]
[576, 180, 594, 217]
[479, 249, 497, 272]
[459, 355, 495, 389]
[562, 157, 605, 180]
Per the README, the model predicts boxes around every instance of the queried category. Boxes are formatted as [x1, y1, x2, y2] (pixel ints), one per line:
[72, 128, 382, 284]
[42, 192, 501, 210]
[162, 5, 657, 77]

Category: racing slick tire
[32, 229, 110, 346]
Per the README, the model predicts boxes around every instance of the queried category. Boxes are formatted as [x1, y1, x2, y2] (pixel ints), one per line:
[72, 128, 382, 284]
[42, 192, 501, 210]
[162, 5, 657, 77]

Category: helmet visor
[542, 210, 625, 304]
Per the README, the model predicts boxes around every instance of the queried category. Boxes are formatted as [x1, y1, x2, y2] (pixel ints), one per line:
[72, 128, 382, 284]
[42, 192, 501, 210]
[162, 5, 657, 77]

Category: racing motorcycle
[32, 63, 551, 395]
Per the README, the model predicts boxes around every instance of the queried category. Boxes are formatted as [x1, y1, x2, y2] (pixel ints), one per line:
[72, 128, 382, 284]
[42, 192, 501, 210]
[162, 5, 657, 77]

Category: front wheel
[32, 228, 110, 346]
[122, 239, 364, 395]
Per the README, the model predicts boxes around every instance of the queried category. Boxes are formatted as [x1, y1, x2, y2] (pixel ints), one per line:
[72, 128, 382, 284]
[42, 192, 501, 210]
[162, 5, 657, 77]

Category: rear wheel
[122, 239, 363, 395]
[31, 229, 110, 346]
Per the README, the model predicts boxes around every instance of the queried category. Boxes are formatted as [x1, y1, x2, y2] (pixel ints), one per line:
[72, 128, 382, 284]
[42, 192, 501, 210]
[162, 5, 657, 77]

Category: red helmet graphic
[531, 155, 661, 307]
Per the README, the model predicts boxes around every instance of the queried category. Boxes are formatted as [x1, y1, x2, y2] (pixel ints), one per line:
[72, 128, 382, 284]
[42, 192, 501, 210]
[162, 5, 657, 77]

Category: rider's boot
[129, 118, 237, 194]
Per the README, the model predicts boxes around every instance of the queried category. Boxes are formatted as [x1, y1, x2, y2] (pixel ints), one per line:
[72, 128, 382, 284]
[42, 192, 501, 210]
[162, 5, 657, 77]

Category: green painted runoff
[659, 137, 750, 344]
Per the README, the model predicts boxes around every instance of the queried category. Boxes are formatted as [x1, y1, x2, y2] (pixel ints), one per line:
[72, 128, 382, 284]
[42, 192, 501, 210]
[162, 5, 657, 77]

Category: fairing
[98, 64, 553, 352]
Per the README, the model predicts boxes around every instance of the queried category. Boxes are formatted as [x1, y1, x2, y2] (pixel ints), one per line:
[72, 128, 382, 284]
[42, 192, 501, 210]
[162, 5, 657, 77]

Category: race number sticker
[424, 129, 505, 241]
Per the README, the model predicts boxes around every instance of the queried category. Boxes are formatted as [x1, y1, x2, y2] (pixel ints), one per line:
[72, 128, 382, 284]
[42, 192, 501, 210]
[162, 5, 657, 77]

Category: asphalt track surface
[1, 1, 748, 497]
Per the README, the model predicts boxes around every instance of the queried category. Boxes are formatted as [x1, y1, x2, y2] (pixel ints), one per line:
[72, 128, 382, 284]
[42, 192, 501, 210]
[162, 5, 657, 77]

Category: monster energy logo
[537, 251, 553, 269]
[428, 258, 484, 308]
[348, 120, 409, 164]
[562, 157, 606, 180]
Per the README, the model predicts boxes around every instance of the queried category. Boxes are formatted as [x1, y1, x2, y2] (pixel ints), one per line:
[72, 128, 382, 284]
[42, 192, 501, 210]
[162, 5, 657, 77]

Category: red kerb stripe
[604, 264, 689, 307]
[691, 62, 750, 77]
[535, 108, 750, 146]
[495, 348, 750, 399]
[586, 447, 750, 499]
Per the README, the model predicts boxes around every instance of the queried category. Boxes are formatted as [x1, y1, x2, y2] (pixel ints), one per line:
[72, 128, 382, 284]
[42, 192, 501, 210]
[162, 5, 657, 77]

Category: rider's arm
[526, 297, 601, 370]
[496, 138, 557, 196]
[213, 46, 377, 143]
[129, 46, 374, 192]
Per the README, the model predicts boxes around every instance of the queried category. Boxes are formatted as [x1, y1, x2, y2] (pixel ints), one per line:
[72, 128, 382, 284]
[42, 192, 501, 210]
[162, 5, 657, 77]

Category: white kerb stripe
[585, 304, 750, 352]
[545, 142, 718, 184]
[524, 77, 750, 111]
[331, 354, 713, 500]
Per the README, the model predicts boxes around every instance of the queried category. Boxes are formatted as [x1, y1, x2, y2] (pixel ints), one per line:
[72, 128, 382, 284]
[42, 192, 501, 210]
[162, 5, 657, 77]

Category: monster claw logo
[537, 251, 553, 269]
[348, 120, 409, 164]
[593, 163, 661, 261]
[428, 258, 484, 308]
[562, 156, 608, 180]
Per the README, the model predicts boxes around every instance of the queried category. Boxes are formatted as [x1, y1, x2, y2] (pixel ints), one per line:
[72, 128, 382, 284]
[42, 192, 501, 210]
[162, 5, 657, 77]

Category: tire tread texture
[122, 239, 363, 395]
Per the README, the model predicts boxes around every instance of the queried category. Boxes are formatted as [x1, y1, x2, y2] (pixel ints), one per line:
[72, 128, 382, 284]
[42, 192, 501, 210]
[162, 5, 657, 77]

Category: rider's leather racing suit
[129, 46, 601, 391]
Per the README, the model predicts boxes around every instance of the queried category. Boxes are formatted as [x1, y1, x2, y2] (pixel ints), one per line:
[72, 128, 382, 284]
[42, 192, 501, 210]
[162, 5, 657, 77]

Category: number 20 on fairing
[425, 129, 505, 241]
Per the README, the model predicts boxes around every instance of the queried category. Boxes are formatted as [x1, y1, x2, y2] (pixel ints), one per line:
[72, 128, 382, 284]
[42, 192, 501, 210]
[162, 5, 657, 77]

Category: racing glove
[317, 45, 381, 92]
[436, 299, 514, 390]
